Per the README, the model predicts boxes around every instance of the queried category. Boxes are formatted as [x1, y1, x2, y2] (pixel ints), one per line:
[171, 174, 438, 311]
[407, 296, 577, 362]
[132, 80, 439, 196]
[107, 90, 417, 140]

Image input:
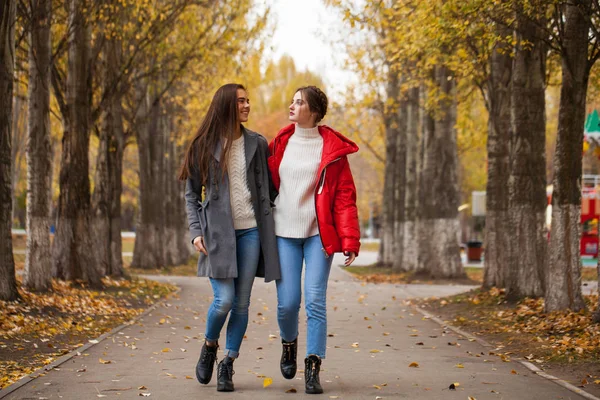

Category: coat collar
[211, 126, 258, 171]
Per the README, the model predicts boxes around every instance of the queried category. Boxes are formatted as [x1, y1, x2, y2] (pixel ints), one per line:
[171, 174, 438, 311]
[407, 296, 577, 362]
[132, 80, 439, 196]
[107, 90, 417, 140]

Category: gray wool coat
[185, 128, 281, 282]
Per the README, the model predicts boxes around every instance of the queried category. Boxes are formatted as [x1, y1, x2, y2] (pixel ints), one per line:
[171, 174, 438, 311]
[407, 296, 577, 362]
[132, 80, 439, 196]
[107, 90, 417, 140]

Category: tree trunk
[483, 25, 512, 289]
[392, 98, 407, 272]
[379, 71, 400, 266]
[92, 34, 125, 277]
[52, 0, 102, 287]
[24, 0, 53, 291]
[132, 87, 167, 270]
[545, 1, 590, 312]
[0, 0, 19, 301]
[506, 11, 547, 300]
[402, 86, 419, 271]
[417, 66, 464, 279]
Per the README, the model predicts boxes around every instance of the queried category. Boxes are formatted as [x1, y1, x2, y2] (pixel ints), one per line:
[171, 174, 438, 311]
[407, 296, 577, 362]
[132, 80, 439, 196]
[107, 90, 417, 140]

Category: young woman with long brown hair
[179, 83, 279, 392]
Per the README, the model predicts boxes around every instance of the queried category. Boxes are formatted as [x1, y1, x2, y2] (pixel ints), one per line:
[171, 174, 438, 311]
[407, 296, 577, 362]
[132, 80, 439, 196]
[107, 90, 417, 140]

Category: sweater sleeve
[332, 157, 361, 255]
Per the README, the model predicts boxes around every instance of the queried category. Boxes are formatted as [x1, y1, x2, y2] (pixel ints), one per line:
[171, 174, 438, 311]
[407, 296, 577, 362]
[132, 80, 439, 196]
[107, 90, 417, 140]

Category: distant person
[179, 83, 280, 392]
[268, 85, 361, 394]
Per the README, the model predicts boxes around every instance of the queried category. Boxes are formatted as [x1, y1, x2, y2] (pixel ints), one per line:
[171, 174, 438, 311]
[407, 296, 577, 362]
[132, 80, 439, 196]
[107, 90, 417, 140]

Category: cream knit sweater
[227, 136, 257, 230]
[274, 125, 323, 238]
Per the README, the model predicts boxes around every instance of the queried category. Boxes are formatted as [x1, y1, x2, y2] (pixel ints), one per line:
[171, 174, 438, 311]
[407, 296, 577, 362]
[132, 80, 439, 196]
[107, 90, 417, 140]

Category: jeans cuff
[225, 349, 239, 358]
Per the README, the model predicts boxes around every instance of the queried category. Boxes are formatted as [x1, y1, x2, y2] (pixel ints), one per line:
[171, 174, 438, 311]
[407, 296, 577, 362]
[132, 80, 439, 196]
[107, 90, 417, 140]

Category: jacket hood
[273, 124, 359, 164]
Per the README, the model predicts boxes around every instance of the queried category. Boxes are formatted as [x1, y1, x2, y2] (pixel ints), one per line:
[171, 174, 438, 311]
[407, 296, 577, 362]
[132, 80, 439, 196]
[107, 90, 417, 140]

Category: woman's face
[289, 91, 314, 127]
[237, 88, 250, 123]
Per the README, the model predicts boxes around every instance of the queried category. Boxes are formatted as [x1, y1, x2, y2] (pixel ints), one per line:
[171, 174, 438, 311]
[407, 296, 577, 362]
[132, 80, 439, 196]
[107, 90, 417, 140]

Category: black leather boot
[216, 356, 235, 392]
[280, 338, 298, 379]
[304, 355, 323, 394]
[195, 342, 218, 384]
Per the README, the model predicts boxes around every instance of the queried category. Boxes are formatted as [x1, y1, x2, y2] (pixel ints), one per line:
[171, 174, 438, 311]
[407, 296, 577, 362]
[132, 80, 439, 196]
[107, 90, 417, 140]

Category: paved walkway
[1, 257, 595, 399]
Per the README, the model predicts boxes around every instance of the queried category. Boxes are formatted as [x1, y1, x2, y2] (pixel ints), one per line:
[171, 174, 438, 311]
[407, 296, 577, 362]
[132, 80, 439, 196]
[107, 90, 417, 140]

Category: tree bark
[52, 0, 102, 287]
[24, 0, 53, 291]
[506, 11, 547, 300]
[483, 25, 512, 289]
[379, 71, 400, 266]
[92, 34, 125, 277]
[392, 98, 407, 272]
[545, 0, 590, 312]
[0, 0, 19, 301]
[402, 86, 419, 272]
[132, 86, 168, 270]
[164, 114, 193, 265]
[417, 66, 464, 279]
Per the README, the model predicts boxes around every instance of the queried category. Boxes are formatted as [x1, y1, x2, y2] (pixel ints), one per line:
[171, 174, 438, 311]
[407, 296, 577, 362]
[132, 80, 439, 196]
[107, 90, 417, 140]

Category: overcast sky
[267, 0, 356, 101]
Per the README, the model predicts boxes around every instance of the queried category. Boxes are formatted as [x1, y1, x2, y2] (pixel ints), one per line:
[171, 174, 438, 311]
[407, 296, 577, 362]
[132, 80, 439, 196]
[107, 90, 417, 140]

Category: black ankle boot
[195, 342, 218, 384]
[280, 338, 298, 379]
[304, 355, 323, 394]
[216, 356, 235, 392]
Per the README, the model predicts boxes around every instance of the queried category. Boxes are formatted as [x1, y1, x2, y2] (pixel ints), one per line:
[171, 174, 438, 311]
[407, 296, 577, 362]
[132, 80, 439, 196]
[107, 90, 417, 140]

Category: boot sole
[305, 388, 324, 394]
[281, 365, 297, 379]
[217, 385, 234, 392]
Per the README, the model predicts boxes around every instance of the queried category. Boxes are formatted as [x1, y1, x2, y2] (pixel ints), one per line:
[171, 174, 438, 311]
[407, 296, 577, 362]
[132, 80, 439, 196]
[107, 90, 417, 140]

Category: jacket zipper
[314, 157, 342, 258]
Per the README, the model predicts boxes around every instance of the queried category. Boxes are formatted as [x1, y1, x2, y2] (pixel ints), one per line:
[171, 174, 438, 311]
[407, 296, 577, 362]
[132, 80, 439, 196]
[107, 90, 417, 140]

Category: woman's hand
[193, 236, 208, 255]
[343, 251, 356, 266]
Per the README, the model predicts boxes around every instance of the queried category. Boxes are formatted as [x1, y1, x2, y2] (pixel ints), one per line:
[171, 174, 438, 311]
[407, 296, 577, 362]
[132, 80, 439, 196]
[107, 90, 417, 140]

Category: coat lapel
[243, 128, 258, 171]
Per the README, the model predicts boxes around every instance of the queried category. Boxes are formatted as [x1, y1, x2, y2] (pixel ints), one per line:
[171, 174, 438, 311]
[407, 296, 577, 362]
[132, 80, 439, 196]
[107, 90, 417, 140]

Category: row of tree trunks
[416, 66, 463, 279]
[0, 0, 19, 301]
[24, 0, 53, 291]
[483, 24, 512, 289]
[506, 10, 547, 300]
[52, 0, 102, 287]
[132, 81, 192, 270]
[546, 0, 591, 312]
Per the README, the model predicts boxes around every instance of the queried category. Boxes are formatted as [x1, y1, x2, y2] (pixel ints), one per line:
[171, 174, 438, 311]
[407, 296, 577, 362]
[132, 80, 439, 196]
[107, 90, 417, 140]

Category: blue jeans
[276, 235, 333, 358]
[205, 228, 260, 358]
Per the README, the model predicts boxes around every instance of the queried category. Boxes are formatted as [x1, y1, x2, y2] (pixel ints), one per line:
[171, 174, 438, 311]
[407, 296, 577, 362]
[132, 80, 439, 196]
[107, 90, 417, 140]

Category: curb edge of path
[415, 306, 600, 400]
[0, 283, 182, 400]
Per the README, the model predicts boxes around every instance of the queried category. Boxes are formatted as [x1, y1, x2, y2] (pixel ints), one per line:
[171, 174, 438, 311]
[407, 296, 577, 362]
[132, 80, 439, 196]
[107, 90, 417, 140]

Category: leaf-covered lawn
[418, 288, 600, 393]
[0, 277, 177, 389]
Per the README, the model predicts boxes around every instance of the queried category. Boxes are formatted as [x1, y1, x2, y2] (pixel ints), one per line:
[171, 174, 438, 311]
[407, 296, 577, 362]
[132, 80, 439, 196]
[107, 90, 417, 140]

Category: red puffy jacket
[268, 124, 361, 257]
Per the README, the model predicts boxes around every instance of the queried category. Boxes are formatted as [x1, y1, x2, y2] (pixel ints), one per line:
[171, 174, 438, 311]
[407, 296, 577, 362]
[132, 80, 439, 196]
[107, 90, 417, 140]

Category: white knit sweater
[274, 125, 323, 238]
[227, 136, 257, 230]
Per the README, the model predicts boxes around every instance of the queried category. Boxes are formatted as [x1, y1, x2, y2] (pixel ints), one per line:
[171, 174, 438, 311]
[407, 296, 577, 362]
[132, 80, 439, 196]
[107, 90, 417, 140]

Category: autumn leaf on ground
[99, 358, 111, 364]
[285, 388, 297, 393]
[409, 362, 419, 368]
[263, 377, 273, 388]
[455, 363, 464, 368]
[370, 349, 381, 353]
[161, 348, 171, 352]
[351, 342, 359, 348]
[449, 382, 460, 390]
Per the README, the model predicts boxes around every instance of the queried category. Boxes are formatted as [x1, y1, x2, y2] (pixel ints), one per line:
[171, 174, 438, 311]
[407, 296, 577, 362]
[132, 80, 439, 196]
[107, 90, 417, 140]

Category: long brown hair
[178, 83, 245, 183]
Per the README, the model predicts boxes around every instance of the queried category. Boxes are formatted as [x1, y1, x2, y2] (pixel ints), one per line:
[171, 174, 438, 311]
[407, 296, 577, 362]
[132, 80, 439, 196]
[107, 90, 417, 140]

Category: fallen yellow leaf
[161, 348, 171, 353]
[409, 362, 419, 368]
[263, 377, 273, 388]
[99, 358, 111, 364]
[455, 363, 464, 368]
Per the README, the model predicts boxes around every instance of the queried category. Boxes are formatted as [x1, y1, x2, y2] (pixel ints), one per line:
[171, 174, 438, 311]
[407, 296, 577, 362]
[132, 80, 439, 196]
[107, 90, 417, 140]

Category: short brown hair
[295, 86, 328, 123]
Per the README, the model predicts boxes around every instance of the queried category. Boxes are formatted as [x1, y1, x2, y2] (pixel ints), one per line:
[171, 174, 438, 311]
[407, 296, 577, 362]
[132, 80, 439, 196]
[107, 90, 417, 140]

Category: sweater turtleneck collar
[294, 124, 320, 139]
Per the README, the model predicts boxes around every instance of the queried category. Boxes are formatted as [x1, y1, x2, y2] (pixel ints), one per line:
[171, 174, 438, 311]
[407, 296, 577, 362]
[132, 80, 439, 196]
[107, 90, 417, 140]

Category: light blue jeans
[276, 235, 333, 358]
[205, 228, 260, 358]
